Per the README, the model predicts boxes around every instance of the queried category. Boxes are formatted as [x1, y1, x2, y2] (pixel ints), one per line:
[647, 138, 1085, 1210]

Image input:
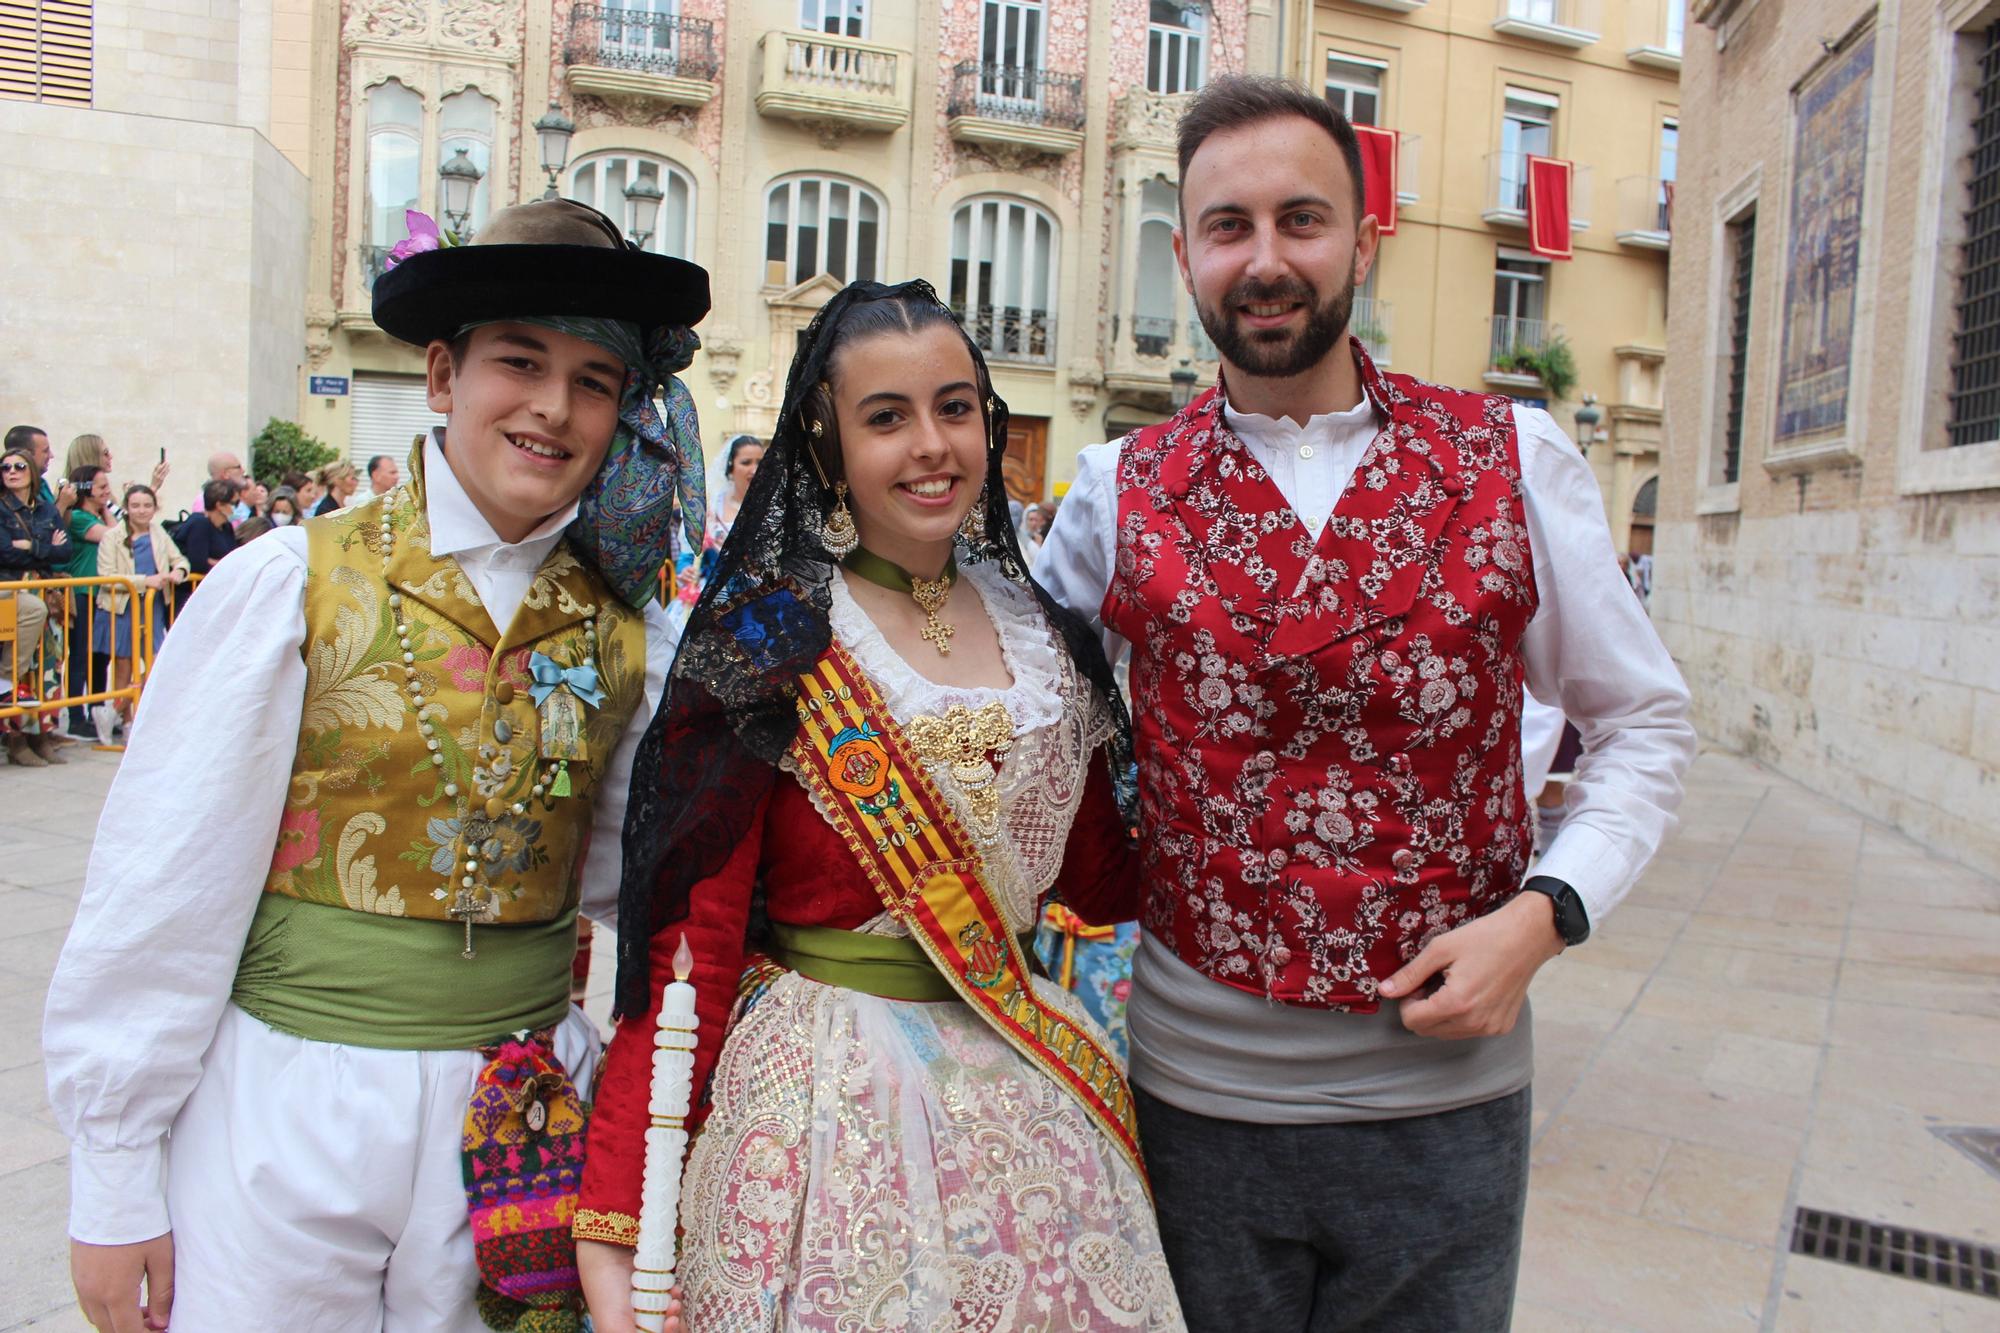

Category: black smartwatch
[1520, 875, 1590, 946]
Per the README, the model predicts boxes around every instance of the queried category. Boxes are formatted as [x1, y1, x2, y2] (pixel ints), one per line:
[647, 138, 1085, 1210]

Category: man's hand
[1378, 892, 1565, 1039]
[578, 1239, 683, 1333]
[72, 1232, 174, 1333]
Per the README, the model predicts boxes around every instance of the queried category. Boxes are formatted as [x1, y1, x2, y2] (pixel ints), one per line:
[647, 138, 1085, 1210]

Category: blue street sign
[309, 375, 350, 396]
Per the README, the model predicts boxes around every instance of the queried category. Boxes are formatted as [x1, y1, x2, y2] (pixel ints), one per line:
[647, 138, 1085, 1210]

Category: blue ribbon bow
[527, 652, 605, 709]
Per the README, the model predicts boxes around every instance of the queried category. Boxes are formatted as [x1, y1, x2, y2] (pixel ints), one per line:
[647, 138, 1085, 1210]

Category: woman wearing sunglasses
[0, 446, 72, 764]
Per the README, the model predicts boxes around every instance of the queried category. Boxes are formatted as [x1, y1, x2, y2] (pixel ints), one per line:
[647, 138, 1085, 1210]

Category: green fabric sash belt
[768, 922, 1039, 1003]
[231, 894, 577, 1050]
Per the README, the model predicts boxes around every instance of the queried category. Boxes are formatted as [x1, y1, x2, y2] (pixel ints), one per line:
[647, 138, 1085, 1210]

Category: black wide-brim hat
[372, 198, 710, 348]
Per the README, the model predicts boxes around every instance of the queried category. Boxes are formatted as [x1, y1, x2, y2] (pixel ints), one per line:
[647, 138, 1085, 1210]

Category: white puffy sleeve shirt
[1034, 403, 1695, 930]
[44, 477, 674, 1244]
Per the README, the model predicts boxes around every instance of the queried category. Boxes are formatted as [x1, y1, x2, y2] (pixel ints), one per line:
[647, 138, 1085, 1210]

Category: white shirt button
[1299, 444, 1316, 460]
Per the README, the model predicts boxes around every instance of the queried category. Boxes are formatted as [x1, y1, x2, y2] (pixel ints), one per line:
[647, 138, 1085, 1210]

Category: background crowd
[0, 421, 406, 766]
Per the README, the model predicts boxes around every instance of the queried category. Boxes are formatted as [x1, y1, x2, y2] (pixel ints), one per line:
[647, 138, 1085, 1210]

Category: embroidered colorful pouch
[462, 1029, 587, 1332]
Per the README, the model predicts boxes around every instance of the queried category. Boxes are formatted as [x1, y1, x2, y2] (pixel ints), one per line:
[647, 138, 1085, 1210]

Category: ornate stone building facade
[1658, 0, 2000, 874]
[303, 0, 1283, 503]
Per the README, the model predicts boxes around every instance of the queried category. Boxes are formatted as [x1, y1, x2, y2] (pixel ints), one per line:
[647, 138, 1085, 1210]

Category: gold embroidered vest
[263, 473, 646, 921]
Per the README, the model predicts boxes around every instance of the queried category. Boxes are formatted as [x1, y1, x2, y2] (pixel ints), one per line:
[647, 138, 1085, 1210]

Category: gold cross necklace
[843, 547, 957, 654]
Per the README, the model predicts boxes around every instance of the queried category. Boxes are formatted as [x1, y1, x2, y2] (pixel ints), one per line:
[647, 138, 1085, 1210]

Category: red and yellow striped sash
[788, 645, 1146, 1185]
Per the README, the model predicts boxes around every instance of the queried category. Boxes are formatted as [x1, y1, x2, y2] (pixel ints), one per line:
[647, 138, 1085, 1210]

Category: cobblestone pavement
[3, 744, 1996, 1331]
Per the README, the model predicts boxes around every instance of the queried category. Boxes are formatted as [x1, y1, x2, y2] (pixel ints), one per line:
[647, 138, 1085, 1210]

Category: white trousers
[164, 1002, 601, 1332]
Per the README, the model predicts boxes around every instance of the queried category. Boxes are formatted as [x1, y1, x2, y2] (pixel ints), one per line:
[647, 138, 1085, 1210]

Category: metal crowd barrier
[0, 574, 202, 744]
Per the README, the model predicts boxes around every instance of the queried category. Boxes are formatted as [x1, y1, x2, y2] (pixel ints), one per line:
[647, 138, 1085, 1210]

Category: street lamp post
[438, 147, 483, 239]
[1169, 358, 1198, 411]
[534, 102, 576, 200]
[623, 176, 664, 251]
[1572, 393, 1602, 455]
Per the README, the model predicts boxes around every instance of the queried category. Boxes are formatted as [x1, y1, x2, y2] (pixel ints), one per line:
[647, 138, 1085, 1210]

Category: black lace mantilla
[614, 279, 1135, 1017]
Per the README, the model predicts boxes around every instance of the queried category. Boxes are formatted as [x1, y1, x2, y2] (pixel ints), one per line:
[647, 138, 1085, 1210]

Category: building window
[570, 154, 696, 259]
[1324, 55, 1382, 126]
[0, 1, 90, 105]
[801, 0, 867, 38]
[1147, 1, 1205, 95]
[765, 176, 883, 287]
[1721, 211, 1756, 481]
[1659, 118, 1678, 232]
[950, 198, 1057, 364]
[1134, 178, 1179, 355]
[981, 0, 1043, 73]
[364, 79, 424, 288]
[1491, 252, 1549, 368]
[1498, 90, 1557, 213]
[439, 88, 497, 234]
[1949, 21, 2000, 447]
[1665, 0, 1685, 56]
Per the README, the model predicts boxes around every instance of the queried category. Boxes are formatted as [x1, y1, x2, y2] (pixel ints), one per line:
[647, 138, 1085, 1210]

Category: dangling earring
[803, 414, 859, 558]
[959, 484, 988, 544]
[821, 481, 859, 558]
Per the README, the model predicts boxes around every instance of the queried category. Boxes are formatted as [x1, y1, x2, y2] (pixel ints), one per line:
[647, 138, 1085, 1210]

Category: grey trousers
[1136, 1085, 1532, 1333]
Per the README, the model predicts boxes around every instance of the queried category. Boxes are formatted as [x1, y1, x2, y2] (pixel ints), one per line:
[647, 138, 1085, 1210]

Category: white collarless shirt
[1221, 395, 1380, 541]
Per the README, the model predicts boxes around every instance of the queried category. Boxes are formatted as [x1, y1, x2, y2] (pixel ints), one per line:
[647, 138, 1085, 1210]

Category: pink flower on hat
[385, 210, 442, 270]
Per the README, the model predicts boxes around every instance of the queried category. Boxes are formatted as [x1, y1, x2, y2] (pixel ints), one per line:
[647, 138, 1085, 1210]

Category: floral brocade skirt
[678, 968, 1185, 1332]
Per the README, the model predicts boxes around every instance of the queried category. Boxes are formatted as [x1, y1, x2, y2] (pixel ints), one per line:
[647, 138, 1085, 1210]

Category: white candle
[632, 933, 698, 1333]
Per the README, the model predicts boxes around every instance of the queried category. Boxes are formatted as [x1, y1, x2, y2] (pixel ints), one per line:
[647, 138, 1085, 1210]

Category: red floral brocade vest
[1103, 341, 1540, 1011]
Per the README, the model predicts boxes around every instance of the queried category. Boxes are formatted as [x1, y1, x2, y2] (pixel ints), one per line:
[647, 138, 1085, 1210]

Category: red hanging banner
[1525, 154, 1573, 261]
[1354, 125, 1399, 237]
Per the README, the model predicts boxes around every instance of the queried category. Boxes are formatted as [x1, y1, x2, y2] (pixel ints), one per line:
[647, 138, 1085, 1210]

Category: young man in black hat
[46, 199, 710, 1332]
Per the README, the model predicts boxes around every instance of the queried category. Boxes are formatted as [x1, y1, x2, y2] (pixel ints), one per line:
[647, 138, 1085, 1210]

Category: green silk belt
[230, 893, 577, 1050]
[768, 921, 1040, 1003]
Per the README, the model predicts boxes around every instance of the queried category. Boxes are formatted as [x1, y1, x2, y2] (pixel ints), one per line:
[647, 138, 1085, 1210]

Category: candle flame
[672, 932, 694, 983]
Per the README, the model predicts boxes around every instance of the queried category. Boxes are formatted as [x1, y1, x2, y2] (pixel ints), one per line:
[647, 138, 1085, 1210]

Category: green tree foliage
[249, 418, 338, 486]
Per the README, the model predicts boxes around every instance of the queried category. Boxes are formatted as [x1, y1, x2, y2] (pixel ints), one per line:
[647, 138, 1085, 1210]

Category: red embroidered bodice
[1102, 339, 1540, 1011]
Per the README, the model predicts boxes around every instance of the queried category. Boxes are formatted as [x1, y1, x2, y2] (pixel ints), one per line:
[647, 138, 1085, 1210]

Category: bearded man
[1037, 76, 1694, 1330]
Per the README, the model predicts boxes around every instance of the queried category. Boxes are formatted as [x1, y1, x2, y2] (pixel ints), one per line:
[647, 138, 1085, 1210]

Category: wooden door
[1002, 414, 1048, 504]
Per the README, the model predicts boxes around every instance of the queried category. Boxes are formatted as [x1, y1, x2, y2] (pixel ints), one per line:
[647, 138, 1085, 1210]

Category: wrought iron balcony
[564, 6, 717, 106]
[1488, 315, 1558, 384]
[1132, 315, 1176, 358]
[954, 302, 1056, 365]
[945, 62, 1087, 158]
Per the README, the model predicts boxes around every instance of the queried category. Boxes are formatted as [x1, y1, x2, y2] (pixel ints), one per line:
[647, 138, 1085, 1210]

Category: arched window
[1147, 1, 1206, 95]
[1133, 178, 1178, 356]
[364, 79, 423, 289]
[569, 153, 696, 258]
[764, 176, 883, 287]
[439, 88, 497, 233]
[950, 198, 1058, 364]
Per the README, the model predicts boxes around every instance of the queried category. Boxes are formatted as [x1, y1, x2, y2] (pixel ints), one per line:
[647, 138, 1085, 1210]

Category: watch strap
[1521, 874, 1591, 946]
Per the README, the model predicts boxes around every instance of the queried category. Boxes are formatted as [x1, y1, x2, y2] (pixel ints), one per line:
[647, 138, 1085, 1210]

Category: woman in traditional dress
[577, 280, 1183, 1333]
